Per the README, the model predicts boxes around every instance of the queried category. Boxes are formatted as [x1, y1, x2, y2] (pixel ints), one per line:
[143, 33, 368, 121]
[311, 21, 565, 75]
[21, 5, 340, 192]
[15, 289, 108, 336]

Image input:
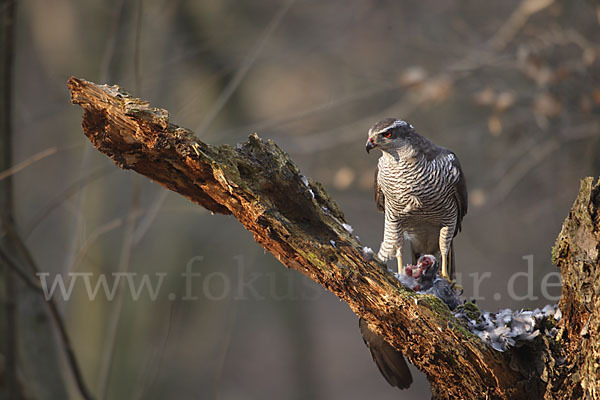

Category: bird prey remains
[366, 118, 468, 280]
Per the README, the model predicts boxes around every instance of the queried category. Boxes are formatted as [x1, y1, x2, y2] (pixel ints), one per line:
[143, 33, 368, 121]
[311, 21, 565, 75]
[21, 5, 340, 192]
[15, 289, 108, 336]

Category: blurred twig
[133, 189, 168, 245]
[482, 122, 600, 210]
[212, 302, 238, 400]
[266, 24, 520, 153]
[64, 0, 130, 288]
[273, 91, 422, 154]
[491, 137, 561, 204]
[99, 6, 145, 395]
[99, 0, 127, 83]
[196, 0, 296, 138]
[488, 0, 555, 50]
[133, 0, 143, 96]
[0, 147, 56, 181]
[96, 178, 141, 400]
[72, 217, 124, 271]
[256, 0, 563, 157]
[133, 302, 176, 400]
[22, 166, 115, 238]
[215, 85, 401, 139]
[0, 0, 18, 398]
[0, 242, 40, 292]
[0, 222, 95, 400]
[69, 200, 203, 275]
[0, 142, 83, 181]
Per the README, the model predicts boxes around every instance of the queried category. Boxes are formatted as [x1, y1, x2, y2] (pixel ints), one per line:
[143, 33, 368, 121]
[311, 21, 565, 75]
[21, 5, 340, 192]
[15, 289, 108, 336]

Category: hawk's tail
[448, 240, 456, 280]
[359, 318, 413, 390]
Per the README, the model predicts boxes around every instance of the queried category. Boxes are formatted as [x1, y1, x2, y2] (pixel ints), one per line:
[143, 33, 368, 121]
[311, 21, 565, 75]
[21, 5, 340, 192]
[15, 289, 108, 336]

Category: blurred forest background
[1, 0, 599, 399]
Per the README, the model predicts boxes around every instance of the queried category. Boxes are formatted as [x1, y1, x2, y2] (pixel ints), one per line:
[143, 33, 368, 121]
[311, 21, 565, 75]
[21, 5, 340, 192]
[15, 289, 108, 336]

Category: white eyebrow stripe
[372, 119, 409, 135]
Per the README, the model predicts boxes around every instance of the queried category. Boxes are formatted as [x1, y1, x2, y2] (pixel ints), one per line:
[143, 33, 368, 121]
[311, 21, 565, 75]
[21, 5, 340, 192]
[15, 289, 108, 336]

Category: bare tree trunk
[1, 2, 72, 399]
[0, 1, 17, 397]
[67, 77, 599, 399]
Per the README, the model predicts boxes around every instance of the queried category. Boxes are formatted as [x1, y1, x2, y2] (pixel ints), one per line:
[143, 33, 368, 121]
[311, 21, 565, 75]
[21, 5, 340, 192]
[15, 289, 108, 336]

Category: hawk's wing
[374, 165, 385, 212]
[449, 151, 468, 235]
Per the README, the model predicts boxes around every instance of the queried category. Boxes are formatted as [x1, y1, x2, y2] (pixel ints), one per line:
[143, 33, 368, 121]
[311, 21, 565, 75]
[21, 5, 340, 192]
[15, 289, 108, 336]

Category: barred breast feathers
[377, 148, 460, 222]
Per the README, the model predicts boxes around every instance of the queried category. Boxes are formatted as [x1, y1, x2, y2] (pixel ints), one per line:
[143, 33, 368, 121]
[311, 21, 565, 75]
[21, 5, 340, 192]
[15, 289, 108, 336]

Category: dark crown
[370, 118, 415, 138]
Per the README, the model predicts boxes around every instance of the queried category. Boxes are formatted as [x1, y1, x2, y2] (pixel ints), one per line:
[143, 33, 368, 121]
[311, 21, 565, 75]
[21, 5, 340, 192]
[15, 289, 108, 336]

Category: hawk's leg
[378, 213, 404, 274]
[395, 235, 405, 275]
[438, 226, 454, 280]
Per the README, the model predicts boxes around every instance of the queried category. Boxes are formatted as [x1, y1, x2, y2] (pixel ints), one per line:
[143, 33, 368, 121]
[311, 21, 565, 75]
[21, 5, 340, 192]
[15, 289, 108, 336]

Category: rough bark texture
[67, 77, 596, 399]
[551, 177, 600, 399]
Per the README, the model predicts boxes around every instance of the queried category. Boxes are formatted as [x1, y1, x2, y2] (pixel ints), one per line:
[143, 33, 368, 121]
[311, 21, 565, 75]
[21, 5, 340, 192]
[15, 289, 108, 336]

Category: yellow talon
[397, 254, 403, 275]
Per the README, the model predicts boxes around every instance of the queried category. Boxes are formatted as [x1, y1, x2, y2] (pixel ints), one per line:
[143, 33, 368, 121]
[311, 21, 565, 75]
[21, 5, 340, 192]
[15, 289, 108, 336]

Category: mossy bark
[68, 77, 598, 399]
[550, 177, 600, 399]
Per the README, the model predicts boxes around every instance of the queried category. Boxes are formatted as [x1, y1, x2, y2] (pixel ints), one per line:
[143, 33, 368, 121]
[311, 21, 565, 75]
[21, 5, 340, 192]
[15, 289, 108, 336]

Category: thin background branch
[98, 2, 144, 397]
[0, 142, 83, 181]
[195, 0, 296, 139]
[23, 166, 115, 239]
[96, 178, 141, 400]
[0, 0, 18, 398]
[0, 221, 94, 400]
[63, 0, 128, 290]
[132, 302, 177, 400]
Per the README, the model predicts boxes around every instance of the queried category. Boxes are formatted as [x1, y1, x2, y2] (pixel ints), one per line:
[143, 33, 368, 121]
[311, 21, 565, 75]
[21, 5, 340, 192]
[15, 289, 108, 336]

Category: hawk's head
[366, 118, 415, 153]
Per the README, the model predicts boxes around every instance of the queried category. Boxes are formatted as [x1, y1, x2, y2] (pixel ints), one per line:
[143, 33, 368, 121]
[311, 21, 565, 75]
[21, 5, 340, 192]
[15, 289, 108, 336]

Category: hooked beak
[366, 138, 376, 153]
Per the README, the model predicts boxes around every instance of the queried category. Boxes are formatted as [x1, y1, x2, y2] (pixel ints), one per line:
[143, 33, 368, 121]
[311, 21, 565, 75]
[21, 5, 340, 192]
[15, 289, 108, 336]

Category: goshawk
[361, 118, 468, 389]
[366, 118, 468, 279]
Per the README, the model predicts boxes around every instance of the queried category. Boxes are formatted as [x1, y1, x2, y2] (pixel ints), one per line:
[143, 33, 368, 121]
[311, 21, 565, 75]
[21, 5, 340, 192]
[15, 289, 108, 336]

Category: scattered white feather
[455, 303, 562, 352]
[554, 307, 562, 321]
[342, 223, 354, 234]
[541, 304, 555, 317]
[301, 175, 315, 198]
[393, 271, 418, 289]
[329, 240, 336, 248]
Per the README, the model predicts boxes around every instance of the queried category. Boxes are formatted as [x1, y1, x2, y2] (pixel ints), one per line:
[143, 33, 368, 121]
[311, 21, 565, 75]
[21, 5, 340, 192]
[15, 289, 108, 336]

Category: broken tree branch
[551, 177, 600, 399]
[66, 77, 595, 399]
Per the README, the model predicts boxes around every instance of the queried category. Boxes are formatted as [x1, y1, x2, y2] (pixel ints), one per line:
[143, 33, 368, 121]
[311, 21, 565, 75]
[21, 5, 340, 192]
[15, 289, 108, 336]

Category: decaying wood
[551, 177, 600, 399]
[67, 77, 597, 399]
